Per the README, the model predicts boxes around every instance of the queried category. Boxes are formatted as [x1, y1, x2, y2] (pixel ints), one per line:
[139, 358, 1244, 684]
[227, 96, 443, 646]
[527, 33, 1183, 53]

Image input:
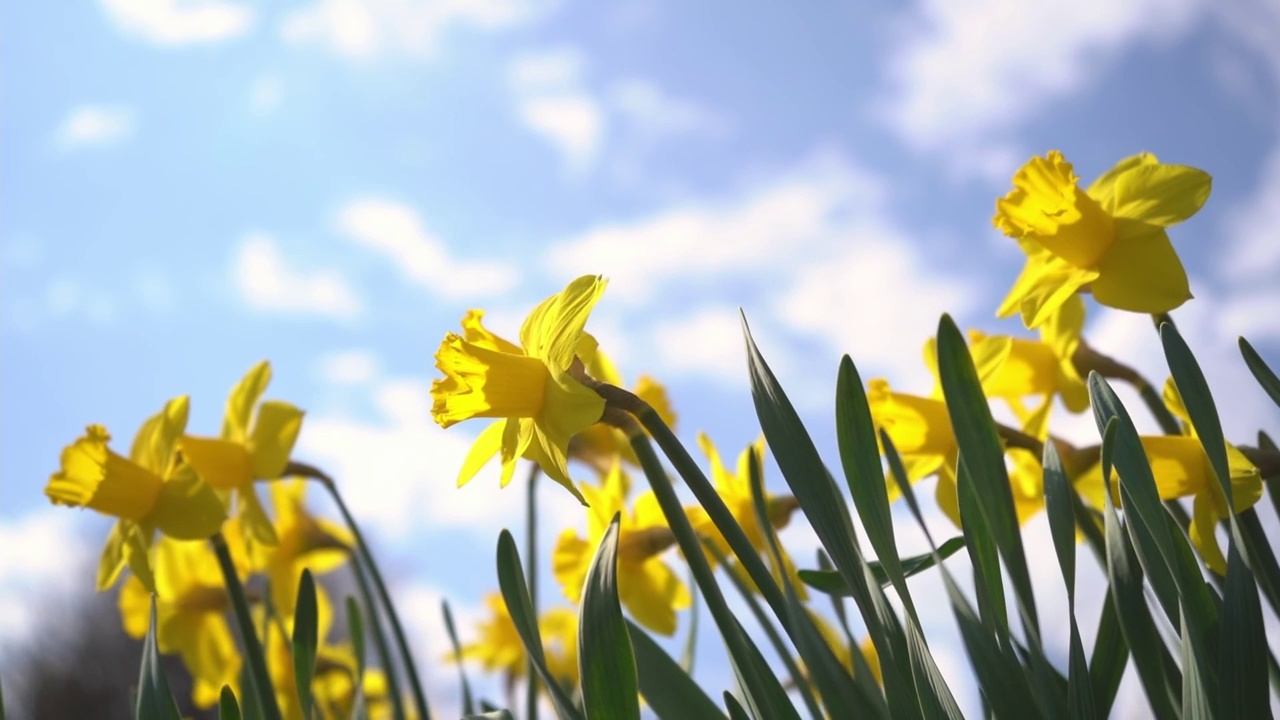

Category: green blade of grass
[577, 514, 640, 720]
[626, 620, 725, 720]
[1088, 594, 1129, 719]
[219, 686, 242, 720]
[495, 530, 582, 720]
[1239, 337, 1280, 409]
[798, 538, 966, 595]
[291, 569, 319, 720]
[136, 596, 183, 720]
[1042, 442, 1095, 720]
[442, 600, 476, 716]
[1220, 542, 1270, 719]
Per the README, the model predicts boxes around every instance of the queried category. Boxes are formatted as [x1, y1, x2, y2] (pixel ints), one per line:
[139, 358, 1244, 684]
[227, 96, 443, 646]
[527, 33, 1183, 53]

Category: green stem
[707, 544, 824, 720]
[291, 463, 433, 720]
[351, 550, 408, 720]
[525, 463, 540, 720]
[211, 532, 283, 720]
[620, 415, 783, 707]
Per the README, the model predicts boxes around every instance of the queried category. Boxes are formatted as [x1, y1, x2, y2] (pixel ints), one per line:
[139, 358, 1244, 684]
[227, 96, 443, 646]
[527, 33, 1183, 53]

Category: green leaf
[442, 600, 476, 716]
[292, 569, 319, 720]
[136, 596, 183, 720]
[1088, 595, 1129, 719]
[724, 693, 751, 720]
[350, 558, 407, 720]
[347, 596, 367, 677]
[936, 315, 1039, 639]
[219, 686, 243, 720]
[627, 620, 725, 720]
[1220, 542, 1270, 719]
[211, 533, 283, 720]
[798, 538, 966, 595]
[1163, 324, 1234, 506]
[1239, 337, 1280, 410]
[1101, 472, 1181, 719]
[1181, 610, 1214, 720]
[742, 315, 921, 720]
[495, 530, 583, 720]
[1042, 442, 1095, 720]
[578, 514, 640, 720]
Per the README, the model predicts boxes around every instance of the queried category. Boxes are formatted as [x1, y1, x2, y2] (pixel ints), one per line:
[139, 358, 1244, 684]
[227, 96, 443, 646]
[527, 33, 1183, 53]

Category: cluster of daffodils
[426, 150, 1267, 700]
[46, 363, 386, 716]
[41, 148, 1278, 718]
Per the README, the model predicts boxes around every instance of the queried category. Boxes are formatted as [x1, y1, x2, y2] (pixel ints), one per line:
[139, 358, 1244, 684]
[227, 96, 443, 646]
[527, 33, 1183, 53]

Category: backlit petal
[130, 396, 191, 476]
[248, 400, 304, 479]
[150, 464, 227, 540]
[458, 421, 504, 487]
[1086, 152, 1157, 211]
[180, 435, 254, 492]
[1111, 163, 1212, 226]
[1091, 223, 1191, 313]
[223, 361, 272, 443]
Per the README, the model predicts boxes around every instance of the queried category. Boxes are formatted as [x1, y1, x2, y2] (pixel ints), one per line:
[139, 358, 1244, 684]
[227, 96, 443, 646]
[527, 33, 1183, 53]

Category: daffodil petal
[551, 529, 591, 603]
[1111, 163, 1212, 226]
[181, 435, 254, 492]
[620, 560, 682, 636]
[117, 574, 151, 638]
[130, 396, 191, 476]
[249, 400, 304, 479]
[1086, 152, 1157, 211]
[125, 524, 156, 593]
[521, 275, 608, 370]
[1191, 493, 1227, 575]
[1091, 224, 1191, 313]
[150, 465, 227, 540]
[97, 520, 129, 591]
[458, 421, 503, 487]
[224, 361, 272, 443]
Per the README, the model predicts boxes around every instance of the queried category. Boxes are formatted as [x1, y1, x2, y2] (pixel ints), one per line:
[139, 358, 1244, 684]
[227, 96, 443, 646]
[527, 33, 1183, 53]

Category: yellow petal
[1226, 444, 1263, 513]
[1162, 377, 1192, 430]
[149, 465, 227, 540]
[181, 435, 254, 492]
[118, 573, 152, 639]
[432, 335, 549, 427]
[866, 380, 956, 457]
[1086, 152, 1157, 211]
[249, 400, 304, 479]
[1091, 223, 1191, 313]
[97, 521, 129, 591]
[461, 309, 522, 355]
[634, 375, 677, 430]
[239, 487, 280, 546]
[1111, 163, 1212, 227]
[996, 253, 1096, 329]
[551, 529, 591, 603]
[1190, 493, 1227, 575]
[536, 372, 606, 472]
[47, 426, 165, 522]
[458, 421, 504, 487]
[124, 524, 157, 593]
[620, 558, 688, 636]
[520, 275, 608, 369]
[994, 151, 1116, 268]
[130, 396, 191, 476]
[224, 361, 272, 443]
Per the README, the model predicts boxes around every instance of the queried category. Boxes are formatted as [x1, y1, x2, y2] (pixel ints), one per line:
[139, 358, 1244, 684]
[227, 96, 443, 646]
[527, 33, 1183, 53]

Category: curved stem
[525, 463, 540, 720]
[211, 531, 283, 720]
[289, 462, 433, 720]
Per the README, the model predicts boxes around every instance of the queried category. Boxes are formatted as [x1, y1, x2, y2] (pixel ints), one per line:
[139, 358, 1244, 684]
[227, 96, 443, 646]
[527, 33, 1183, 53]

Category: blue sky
[4, 0, 1280, 715]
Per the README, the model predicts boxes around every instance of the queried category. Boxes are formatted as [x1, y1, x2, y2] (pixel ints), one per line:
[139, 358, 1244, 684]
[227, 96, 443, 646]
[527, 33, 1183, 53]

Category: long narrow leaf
[1240, 337, 1280, 409]
[442, 600, 476, 716]
[292, 569, 319, 720]
[219, 686, 243, 720]
[136, 596, 183, 720]
[798, 538, 966, 595]
[1221, 542, 1270, 719]
[1042, 442, 1095, 720]
[578, 514, 640, 720]
[627, 620, 725, 720]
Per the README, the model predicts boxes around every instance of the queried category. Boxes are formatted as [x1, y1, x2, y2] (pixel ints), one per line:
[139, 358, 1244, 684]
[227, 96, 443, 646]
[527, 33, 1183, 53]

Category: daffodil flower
[962, 295, 1090, 427]
[685, 433, 804, 600]
[257, 479, 352, 626]
[994, 151, 1212, 328]
[118, 533, 247, 709]
[452, 592, 580, 690]
[552, 463, 691, 635]
[45, 396, 226, 592]
[432, 275, 609, 503]
[179, 361, 305, 547]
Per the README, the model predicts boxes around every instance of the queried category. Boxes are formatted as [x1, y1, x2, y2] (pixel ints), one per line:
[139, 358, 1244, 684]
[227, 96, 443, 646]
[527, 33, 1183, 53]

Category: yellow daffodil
[452, 592, 580, 690]
[685, 433, 804, 600]
[963, 295, 1090, 426]
[313, 648, 392, 720]
[433, 275, 609, 503]
[179, 361, 305, 546]
[119, 533, 247, 709]
[994, 151, 1212, 328]
[572, 345, 677, 474]
[552, 463, 690, 635]
[257, 479, 353, 625]
[45, 396, 225, 592]
[1156, 379, 1262, 573]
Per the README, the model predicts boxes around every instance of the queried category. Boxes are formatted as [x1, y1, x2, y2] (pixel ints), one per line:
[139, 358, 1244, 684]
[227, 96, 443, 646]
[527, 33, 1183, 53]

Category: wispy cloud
[281, 0, 533, 60]
[508, 48, 605, 173]
[875, 0, 1204, 180]
[314, 348, 380, 385]
[233, 232, 362, 320]
[55, 105, 135, 151]
[99, 0, 254, 45]
[336, 198, 519, 300]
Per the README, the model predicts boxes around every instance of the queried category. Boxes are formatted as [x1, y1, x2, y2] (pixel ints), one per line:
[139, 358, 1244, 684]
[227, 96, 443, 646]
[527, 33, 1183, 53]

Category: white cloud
[281, 0, 530, 60]
[296, 376, 583, 538]
[1219, 125, 1280, 283]
[545, 149, 979, 393]
[315, 348, 380, 385]
[99, 0, 253, 45]
[336, 198, 519, 299]
[876, 0, 1203, 174]
[0, 512, 92, 645]
[233, 232, 362, 320]
[55, 105, 135, 151]
[608, 79, 726, 140]
[508, 49, 604, 173]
